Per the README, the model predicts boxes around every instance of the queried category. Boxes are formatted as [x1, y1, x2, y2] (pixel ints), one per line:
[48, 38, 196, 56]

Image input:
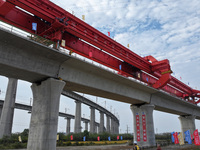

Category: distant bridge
[0, 87, 120, 134]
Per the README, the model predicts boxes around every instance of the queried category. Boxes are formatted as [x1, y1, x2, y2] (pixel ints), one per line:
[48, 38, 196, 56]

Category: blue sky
[0, 0, 200, 134]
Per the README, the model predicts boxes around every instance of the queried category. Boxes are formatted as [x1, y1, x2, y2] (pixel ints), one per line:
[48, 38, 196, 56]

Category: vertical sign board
[142, 114, 147, 142]
[32, 23, 37, 31]
[173, 132, 179, 144]
[70, 135, 73, 141]
[178, 132, 184, 145]
[136, 113, 140, 141]
[184, 130, 192, 144]
[117, 136, 119, 140]
[171, 132, 175, 143]
[193, 129, 200, 145]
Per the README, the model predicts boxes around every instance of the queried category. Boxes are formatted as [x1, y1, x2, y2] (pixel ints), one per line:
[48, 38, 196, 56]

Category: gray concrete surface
[111, 117, 115, 134]
[84, 121, 89, 131]
[66, 117, 71, 134]
[0, 107, 2, 119]
[114, 120, 119, 134]
[74, 101, 82, 133]
[0, 28, 200, 119]
[179, 115, 196, 135]
[106, 115, 111, 133]
[131, 104, 156, 147]
[99, 111, 104, 133]
[90, 107, 95, 133]
[0, 78, 17, 138]
[27, 78, 65, 150]
[95, 124, 98, 133]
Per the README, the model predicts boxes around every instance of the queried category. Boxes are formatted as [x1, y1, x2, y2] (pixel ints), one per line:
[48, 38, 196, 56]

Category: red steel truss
[0, 0, 199, 104]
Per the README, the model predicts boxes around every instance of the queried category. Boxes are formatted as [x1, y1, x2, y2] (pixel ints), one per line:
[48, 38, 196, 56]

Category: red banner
[193, 129, 200, 145]
[173, 132, 179, 144]
[142, 114, 147, 142]
[136, 114, 140, 141]
[70, 135, 73, 141]
[97, 136, 100, 141]
[117, 136, 119, 140]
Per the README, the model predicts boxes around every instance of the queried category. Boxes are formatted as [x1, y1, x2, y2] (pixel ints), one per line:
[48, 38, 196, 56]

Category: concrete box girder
[1, 29, 200, 118]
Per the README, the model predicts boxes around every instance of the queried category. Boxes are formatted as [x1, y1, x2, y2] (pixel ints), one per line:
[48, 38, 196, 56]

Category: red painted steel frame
[0, 0, 200, 103]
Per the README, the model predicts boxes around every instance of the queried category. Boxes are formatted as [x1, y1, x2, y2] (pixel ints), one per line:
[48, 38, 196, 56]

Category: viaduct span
[0, 28, 200, 149]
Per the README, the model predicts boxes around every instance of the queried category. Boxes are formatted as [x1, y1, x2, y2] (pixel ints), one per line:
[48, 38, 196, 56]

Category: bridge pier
[106, 115, 110, 133]
[130, 104, 156, 147]
[66, 117, 71, 134]
[113, 120, 116, 134]
[90, 107, 95, 133]
[99, 111, 104, 133]
[74, 101, 82, 133]
[179, 115, 196, 135]
[27, 78, 65, 150]
[95, 123, 98, 133]
[84, 121, 89, 131]
[0, 78, 17, 138]
[0, 107, 2, 119]
[115, 120, 119, 134]
[111, 117, 115, 134]
[115, 120, 118, 134]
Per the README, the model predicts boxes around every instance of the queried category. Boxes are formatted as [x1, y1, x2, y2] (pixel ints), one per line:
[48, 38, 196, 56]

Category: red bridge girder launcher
[0, 0, 200, 104]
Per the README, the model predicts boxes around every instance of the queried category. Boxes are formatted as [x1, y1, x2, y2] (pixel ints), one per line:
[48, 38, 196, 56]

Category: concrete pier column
[179, 115, 196, 135]
[113, 120, 116, 134]
[99, 111, 104, 133]
[130, 104, 155, 147]
[0, 107, 3, 120]
[117, 122, 119, 134]
[106, 115, 110, 133]
[90, 107, 95, 133]
[27, 78, 65, 150]
[111, 117, 115, 134]
[74, 101, 82, 133]
[115, 121, 119, 134]
[84, 121, 89, 131]
[115, 120, 118, 134]
[95, 124, 98, 133]
[66, 117, 71, 135]
[0, 78, 17, 138]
